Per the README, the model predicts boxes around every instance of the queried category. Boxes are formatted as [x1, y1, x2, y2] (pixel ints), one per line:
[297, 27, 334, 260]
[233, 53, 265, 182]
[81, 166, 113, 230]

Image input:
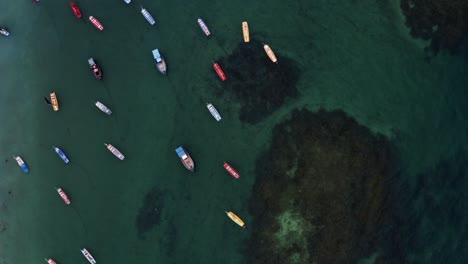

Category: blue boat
[53, 146, 70, 163]
[175, 146, 195, 171]
[13, 156, 29, 173]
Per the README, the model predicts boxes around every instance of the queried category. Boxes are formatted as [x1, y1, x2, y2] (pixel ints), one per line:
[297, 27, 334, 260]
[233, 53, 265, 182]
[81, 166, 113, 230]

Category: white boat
[140, 6, 155, 25]
[0, 27, 9, 36]
[95, 101, 112, 115]
[197, 18, 210, 36]
[123, 0, 131, 3]
[207, 103, 221, 121]
[104, 143, 125, 160]
[81, 248, 96, 264]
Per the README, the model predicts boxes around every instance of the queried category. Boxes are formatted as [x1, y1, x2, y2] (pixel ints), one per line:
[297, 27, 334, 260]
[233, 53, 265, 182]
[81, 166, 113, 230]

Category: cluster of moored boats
[4, 0, 284, 262]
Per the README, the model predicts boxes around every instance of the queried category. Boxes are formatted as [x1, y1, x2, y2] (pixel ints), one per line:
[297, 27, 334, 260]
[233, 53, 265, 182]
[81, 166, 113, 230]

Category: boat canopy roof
[175, 147, 187, 158]
[152, 49, 162, 62]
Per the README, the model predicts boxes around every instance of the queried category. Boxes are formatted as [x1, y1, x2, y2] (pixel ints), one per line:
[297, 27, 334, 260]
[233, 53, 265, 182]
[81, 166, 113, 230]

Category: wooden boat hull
[242, 21, 250, 42]
[50, 92, 59, 111]
[263, 44, 278, 63]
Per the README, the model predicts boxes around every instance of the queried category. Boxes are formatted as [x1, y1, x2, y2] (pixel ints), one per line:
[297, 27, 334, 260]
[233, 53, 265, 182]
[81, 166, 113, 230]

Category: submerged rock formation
[219, 39, 300, 124]
[135, 187, 164, 237]
[401, 0, 468, 53]
[248, 109, 404, 264]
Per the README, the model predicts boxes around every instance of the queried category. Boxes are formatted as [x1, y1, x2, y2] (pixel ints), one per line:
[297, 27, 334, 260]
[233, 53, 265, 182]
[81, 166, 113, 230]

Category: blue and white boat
[140, 6, 155, 25]
[53, 146, 70, 164]
[81, 248, 96, 264]
[175, 146, 195, 172]
[152, 49, 167, 75]
[207, 103, 221, 121]
[14, 156, 29, 173]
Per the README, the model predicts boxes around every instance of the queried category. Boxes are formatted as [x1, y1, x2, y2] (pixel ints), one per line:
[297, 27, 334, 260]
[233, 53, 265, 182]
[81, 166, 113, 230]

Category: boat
[207, 103, 221, 121]
[123, 0, 131, 3]
[81, 248, 96, 264]
[50, 92, 59, 111]
[242, 21, 250, 42]
[152, 49, 167, 75]
[0, 27, 9, 37]
[95, 101, 112, 115]
[56, 187, 71, 205]
[175, 146, 194, 172]
[89, 16, 104, 31]
[53, 146, 70, 164]
[44, 258, 57, 264]
[223, 162, 240, 179]
[225, 211, 246, 228]
[212, 61, 226, 81]
[88, 58, 102, 80]
[104, 143, 125, 160]
[13, 156, 29, 174]
[197, 18, 210, 36]
[140, 6, 155, 25]
[70, 2, 82, 18]
[263, 44, 278, 63]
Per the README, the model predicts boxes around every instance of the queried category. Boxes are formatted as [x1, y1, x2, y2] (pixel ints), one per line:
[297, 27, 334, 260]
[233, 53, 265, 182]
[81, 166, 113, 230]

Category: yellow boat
[50, 92, 59, 111]
[242, 21, 250, 42]
[225, 211, 246, 228]
[263, 44, 278, 64]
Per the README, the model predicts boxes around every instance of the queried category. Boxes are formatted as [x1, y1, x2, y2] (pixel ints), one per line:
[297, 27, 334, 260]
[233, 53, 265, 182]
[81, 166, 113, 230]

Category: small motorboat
[50, 92, 59, 111]
[14, 156, 29, 174]
[89, 16, 104, 31]
[104, 143, 125, 160]
[207, 103, 221, 121]
[242, 21, 250, 42]
[140, 6, 155, 25]
[95, 101, 112, 115]
[197, 18, 210, 36]
[123, 0, 131, 3]
[44, 258, 57, 264]
[263, 43, 278, 64]
[225, 211, 246, 228]
[81, 248, 97, 264]
[56, 187, 71, 205]
[212, 61, 227, 81]
[70, 2, 82, 18]
[53, 146, 70, 164]
[152, 49, 166, 75]
[0, 27, 9, 37]
[223, 162, 240, 179]
[88, 58, 102, 80]
[175, 146, 194, 172]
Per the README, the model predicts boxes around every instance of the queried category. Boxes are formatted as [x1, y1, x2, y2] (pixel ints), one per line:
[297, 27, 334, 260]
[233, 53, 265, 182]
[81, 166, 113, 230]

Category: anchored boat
[81, 248, 96, 264]
[95, 101, 112, 115]
[14, 156, 29, 174]
[263, 43, 278, 63]
[70, 2, 82, 18]
[88, 58, 102, 80]
[207, 103, 221, 121]
[53, 146, 70, 164]
[140, 6, 155, 25]
[104, 143, 125, 160]
[152, 49, 167, 75]
[50, 92, 59, 111]
[223, 162, 240, 179]
[56, 187, 71, 205]
[242, 21, 250, 42]
[197, 18, 210, 36]
[123, 0, 131, 3]
[212, 61, 226, 81]
[44, 258, 57, 264]
[0, 27, 9, 36]
[175, 146, 194, 172]
[225, 211, 246, 228]
[89, 16, 104, 31]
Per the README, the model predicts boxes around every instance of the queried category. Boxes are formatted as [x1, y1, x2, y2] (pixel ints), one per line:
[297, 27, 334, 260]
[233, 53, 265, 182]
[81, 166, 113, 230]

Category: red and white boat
[89, 16, 104, 31]
[223, 162, 240, 179]
[70, 2, 82, 18]
[212, 61, 226, 81]
[44, 258, 57, 264]
[56, 188, 71, 205]
[197, 18, 210, 36]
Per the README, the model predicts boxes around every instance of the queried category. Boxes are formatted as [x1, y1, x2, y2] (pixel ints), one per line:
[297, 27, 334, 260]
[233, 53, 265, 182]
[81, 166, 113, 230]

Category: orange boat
[263, 43, 278, 64]
[242, 21, 250, 42]
[212, 61, 227, 81]
[225, 211, 246, 228]
[50, 92, 59, 111]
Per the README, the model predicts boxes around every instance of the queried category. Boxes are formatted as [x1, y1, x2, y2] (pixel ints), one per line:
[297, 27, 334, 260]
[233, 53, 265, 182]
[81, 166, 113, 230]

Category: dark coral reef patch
[219, 39, 300, 124]
[136, 187, 165, 237]
[401, 0, 468, 53]
[247, 109, 404, 264]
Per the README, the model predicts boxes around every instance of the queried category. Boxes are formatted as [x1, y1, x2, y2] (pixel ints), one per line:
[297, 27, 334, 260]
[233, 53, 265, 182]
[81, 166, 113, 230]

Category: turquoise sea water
[1, 0, 467, 263]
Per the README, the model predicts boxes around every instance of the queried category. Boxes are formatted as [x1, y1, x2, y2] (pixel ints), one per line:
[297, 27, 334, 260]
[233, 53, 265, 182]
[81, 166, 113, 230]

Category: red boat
[89, 16, 104, 31]
[212, 61, 227, 81]
[70, 2, 82, 18]
[56, 188, 71, 205]
[223, 162, 240, 179]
